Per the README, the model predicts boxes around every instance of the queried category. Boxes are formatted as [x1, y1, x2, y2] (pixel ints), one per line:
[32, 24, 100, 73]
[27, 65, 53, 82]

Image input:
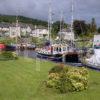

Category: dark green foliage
[90, 18, 97, 33]
[98, 27, 100, 33]
[73, 18, 97, 38]
[0, 37, 16, 45]
[51, 21, 60, 38]
[0, 51, 18, 60]
[49, 65, 64, 74]
[0, 15, 47, 27]
[31, 37, 47, 47]
[51, 21, 67, 38]
[73, 20, 88, 36]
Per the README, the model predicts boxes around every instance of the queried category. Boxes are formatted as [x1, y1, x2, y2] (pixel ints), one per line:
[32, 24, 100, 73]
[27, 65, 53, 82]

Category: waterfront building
[30, 28, 49, 39]
[58, 28, 74, 41]
[9, 26, 21, 38]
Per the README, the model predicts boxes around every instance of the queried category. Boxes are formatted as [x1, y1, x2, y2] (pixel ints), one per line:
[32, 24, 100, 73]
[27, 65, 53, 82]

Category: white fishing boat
[36, 0, 79, 62]
[86, 35, 100, 67]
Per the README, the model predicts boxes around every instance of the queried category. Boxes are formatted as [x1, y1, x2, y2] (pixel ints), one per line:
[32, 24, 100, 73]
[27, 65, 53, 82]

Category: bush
[0, 51, 18, 60]
[49, 64, 64, 74]
[46, 66, 89, 93]
[47, 73, 60, 88]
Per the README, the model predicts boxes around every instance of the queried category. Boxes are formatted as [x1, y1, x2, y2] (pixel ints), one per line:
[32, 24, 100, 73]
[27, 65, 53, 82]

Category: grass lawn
[0, 57, 100, 100]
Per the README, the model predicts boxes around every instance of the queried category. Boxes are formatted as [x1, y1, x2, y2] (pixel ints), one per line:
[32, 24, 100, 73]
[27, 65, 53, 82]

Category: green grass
[0, 57, 100, 100]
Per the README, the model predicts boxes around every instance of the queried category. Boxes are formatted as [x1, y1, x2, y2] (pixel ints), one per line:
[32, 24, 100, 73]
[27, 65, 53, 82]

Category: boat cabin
[51, 44, 68, 55]
[37, 43, 68, 55]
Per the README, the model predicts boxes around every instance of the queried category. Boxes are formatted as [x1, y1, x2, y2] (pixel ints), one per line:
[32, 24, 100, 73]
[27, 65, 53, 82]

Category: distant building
[20, 24, 32, 37]
[30, 28, 49, 39]
[0, 22, 50, 39]
[26, 26, 31, 33]
[9, 27, 21, 38]
[0, 23, 10, 37]
[58, 28, 74, 41]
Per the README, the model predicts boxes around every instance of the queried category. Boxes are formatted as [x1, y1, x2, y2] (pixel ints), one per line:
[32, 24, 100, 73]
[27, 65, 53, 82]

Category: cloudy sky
[0, 0, 100, 25]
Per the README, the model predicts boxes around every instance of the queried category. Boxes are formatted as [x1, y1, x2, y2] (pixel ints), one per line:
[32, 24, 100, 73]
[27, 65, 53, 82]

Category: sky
[0, 0, 100, 26]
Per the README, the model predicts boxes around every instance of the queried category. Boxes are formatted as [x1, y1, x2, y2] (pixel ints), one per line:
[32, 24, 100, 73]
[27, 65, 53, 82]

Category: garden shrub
[0, 51, 18, 60]
[49, 64, 64, 74]
[46, 66, 89, 93]
[47, 73, 60, 88]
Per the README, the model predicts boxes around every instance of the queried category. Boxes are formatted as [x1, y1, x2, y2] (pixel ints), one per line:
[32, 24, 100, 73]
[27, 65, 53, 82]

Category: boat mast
[16, 14, 19, 46]
[71, 0, 74, 33]
[48, 0, 52, 44]
[70, 0, 75, 48]
[60, 11, 63, 42]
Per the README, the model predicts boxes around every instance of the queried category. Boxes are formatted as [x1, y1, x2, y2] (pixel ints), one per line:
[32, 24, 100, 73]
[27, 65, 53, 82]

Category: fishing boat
[36, 0, 79, 63]
[36, 43, 67, 62]
[36, 41, 79, 62]
[5, 45, 16, 51]
[86, 35, 100, 67]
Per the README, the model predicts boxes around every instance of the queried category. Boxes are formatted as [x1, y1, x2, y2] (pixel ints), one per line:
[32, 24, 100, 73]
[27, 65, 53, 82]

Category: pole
[70, 0, 74, 47]
[71, 0, 74, 33]
[60, 11, 63, 42]
[48, 0, 52, 44]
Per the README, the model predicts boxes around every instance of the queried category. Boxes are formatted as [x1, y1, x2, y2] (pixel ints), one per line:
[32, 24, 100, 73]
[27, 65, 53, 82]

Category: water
[17, 50, 37, 58]
[16, 50, 100, 71]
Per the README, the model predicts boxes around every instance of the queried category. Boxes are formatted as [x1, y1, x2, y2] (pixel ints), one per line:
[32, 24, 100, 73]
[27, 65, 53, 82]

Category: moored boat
[36, 42, 79, 63]
[0, 44, 6, 51]
[86, 35, 100, 67]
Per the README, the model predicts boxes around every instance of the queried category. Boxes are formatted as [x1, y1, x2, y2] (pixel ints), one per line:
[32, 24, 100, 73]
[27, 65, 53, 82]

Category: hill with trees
[0, 15, 99, 38]
[0, 14, 48, 27]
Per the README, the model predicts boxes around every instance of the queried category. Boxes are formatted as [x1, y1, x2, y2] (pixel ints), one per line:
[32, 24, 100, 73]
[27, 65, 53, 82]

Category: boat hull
[37, 52, 80, 63]
[5, 45, 16, 51]
[37, 53, 63, 62]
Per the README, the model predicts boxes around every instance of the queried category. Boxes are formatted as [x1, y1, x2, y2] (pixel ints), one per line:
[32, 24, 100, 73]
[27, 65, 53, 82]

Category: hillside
[0, 15, 48, 27]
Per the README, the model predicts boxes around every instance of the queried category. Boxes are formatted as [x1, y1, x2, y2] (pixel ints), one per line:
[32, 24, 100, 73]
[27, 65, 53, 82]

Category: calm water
[16, 50, 100, 71]
[17, 50, 37, 58]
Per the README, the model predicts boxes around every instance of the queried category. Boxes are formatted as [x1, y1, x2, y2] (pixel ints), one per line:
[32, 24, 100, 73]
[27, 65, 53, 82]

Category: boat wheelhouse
[37, 43, 68, 55]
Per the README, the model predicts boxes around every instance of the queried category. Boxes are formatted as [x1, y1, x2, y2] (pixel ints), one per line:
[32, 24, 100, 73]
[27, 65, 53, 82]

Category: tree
[51, 21, 67, 39]
[90, 18, 97, 33]
[73, 20, 88, 36]
[51, 21, 60, 38]
[98, 27, 100, 33]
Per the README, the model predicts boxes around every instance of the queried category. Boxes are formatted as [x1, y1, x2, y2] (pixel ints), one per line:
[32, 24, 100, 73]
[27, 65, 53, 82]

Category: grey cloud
[0, 0, 100, 25]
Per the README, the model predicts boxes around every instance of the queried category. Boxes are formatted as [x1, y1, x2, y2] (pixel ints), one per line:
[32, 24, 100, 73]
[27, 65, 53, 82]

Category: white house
[0, 23, 10, 37]
[26, 26, 31, 33]
[9, 27, 21, 38]
[58, 28, 74, 41]
[30, 29, 49, 39]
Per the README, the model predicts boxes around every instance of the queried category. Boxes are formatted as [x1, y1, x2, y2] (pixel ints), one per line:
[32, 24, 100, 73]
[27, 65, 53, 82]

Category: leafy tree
[73, 20, 88, 36]
[98, 27, 100, 33]
[51, 21, 67, 38]
[51, 21, 60, 38]
[0, 15, 48, 27]
[90, 18, 97, 33]
[0, 37, 16, 45]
